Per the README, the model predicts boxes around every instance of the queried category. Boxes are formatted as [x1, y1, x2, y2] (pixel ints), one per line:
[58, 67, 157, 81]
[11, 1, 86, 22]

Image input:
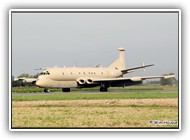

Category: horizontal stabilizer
[121, 64, 154, 74]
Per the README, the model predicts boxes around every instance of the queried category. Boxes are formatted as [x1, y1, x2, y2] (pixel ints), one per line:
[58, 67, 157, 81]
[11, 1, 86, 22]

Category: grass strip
[12, 92, 178, 101]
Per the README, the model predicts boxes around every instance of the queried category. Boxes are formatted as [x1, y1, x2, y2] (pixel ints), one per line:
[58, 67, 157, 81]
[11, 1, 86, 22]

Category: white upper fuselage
[47, 67, 122, 80]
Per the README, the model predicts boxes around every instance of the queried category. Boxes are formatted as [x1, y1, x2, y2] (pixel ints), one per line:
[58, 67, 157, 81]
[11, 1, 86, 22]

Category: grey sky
[12, 11, 179, 79]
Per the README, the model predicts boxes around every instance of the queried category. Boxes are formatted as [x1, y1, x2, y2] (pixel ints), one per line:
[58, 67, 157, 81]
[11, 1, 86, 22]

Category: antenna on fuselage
[141, 62, 145, 71]
[96, 64, 103, 68]
[34, 67, 48, 70]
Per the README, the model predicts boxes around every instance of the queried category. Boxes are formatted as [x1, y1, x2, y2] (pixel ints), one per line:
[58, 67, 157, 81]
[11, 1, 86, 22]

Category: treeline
[16, 73, 40, 79]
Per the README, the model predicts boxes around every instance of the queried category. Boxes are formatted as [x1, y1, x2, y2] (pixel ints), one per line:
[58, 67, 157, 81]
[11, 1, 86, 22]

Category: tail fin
[108, 48, 126, 70]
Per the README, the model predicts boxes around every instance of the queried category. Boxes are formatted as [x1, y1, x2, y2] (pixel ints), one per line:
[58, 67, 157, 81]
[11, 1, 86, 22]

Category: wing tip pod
[164, 75, 175, 79]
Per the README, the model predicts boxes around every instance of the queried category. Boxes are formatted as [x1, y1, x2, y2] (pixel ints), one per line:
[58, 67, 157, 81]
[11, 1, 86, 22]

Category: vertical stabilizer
[108, 48, 126, 70]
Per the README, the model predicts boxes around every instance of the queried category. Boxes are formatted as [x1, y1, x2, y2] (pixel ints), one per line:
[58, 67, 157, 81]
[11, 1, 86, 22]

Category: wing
[121, 64, 154, 74]
[24, 78, 37, 83]
[14, 77, 37, 83]
[93, 75, 175, 83]
[14, 77, 26, 81]
[140, 75, 175, 80]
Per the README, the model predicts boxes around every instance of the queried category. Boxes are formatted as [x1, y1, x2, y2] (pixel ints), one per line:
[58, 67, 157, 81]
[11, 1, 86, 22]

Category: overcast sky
[12, 11, 179, 79]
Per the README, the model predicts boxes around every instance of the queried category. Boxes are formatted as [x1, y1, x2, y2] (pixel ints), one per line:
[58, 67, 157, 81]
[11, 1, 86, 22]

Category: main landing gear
[100, 82, 108, 92]
[62, 88, 70, 92]
[100, 87, 108, 92]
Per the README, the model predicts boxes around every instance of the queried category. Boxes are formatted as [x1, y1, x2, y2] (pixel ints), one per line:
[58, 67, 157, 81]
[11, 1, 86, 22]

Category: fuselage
[36, 67, 123, 88]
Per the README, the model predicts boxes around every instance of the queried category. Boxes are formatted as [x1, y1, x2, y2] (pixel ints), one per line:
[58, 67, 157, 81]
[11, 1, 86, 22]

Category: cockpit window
[40, 71, 50, 75]
[40, 72, 44, 75]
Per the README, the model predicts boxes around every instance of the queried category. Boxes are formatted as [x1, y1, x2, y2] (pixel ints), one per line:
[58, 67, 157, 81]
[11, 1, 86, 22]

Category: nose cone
[36, 80, 40, 87]
[36, 80, 43, 87]
[36, 75, 49, 88]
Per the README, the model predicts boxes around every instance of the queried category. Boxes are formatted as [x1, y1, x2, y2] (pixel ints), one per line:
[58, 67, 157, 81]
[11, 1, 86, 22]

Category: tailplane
[108, 48, 126, 70]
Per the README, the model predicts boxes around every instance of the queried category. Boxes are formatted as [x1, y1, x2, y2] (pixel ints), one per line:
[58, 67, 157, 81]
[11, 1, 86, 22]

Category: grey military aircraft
[35, 48, 175, 92]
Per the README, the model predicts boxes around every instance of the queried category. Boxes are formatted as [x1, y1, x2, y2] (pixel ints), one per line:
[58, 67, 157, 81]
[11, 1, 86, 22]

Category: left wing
[14, 77, 37, 83]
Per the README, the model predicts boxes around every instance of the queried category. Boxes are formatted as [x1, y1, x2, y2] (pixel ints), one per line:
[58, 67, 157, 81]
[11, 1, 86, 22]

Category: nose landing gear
[44, 88, 49, 93]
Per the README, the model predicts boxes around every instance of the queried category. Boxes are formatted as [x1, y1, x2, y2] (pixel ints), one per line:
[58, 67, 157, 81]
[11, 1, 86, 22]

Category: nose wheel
[44, 88, 49, 93]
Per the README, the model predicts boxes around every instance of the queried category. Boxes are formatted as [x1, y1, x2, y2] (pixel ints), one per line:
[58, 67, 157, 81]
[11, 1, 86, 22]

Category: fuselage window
[101, 72, 103, 74]
[91, 72, 93, 74]
[62, 72, 64, 75]
[71, 72, 72, 74]
[89, 72, 90, 74]
[94, 72, 95, 74]
[79, 72, 81, 74]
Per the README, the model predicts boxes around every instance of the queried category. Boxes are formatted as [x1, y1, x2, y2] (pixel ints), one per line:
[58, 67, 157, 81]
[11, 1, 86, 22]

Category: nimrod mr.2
[36, 48, 174, 92]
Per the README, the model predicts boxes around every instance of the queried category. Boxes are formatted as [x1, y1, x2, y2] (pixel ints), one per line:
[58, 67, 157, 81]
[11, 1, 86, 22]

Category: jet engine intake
[77, 78, 86, 85]
[86, 79, 93, 84]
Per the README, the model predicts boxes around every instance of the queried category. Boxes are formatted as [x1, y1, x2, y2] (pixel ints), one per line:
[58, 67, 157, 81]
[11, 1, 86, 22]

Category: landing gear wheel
[100, 87, 108, 92]
[44, 88, 49, 93]
[62, 88, 70, 92]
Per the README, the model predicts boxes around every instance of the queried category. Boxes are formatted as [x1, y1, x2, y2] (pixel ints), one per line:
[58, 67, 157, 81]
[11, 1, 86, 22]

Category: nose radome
[36, 80, 42, 87]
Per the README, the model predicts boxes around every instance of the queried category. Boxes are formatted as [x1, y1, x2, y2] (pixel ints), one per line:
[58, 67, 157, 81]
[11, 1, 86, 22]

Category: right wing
[76, 75, 175, 85]
[92, 74, 175, 83]
[140, 75, 175, 80]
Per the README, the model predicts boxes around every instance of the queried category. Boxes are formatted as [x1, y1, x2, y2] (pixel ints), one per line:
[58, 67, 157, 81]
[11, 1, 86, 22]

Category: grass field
[12, 92, 178, 101]
[11, 85, 179, 128]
